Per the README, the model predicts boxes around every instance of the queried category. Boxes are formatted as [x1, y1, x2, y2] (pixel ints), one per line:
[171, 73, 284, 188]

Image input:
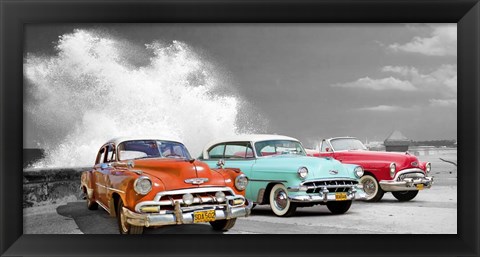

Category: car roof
[204, 134, 299, 149]
[106, 137, 183, 146]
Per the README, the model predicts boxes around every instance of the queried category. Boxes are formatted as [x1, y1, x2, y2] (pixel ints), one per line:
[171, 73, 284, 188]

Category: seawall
[23, 167, 90, 208]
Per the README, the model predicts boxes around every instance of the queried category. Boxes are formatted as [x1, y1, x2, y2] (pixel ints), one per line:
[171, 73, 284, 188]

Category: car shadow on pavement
[56, 201, 225, 234]
[250, 205, 335, 217]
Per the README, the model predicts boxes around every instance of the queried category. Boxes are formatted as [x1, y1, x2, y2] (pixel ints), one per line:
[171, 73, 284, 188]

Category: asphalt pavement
[24, 184, 456, 234]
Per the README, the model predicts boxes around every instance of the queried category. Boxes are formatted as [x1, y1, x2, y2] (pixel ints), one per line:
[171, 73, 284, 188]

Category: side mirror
[216, 159, 225, 168]
[325, 147, 330, 152]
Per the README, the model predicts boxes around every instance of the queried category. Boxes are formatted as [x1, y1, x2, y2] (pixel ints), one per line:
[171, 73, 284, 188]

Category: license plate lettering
[416, 184, 424, 190]
[193, 210, 216, 223]
[335, 192, 348, 201]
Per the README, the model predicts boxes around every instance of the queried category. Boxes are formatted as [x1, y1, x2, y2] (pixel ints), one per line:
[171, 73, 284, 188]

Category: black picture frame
[1, 0, 478, 256]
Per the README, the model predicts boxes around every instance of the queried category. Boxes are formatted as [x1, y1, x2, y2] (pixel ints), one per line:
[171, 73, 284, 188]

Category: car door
[202, 142, 257, 200]
[103, 144, 125, 202]
[93, 146, 108, 207]
[221, 142, 257, 200]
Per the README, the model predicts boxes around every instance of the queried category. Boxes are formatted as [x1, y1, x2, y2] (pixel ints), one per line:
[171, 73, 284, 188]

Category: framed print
[1, 0, 479, 256]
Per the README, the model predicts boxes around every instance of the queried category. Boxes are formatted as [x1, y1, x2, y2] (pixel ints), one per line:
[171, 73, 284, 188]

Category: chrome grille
[157, 190, 234, 207]
[135, 186, 241, 213]
[398, 172, 425, 181]
[303, 180, 357, 193]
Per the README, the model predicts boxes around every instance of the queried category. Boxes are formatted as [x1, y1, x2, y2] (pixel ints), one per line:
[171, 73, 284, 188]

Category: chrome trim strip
[249, 179, 288, 183]
[94, 183, 125, 194]
[95, 183, 107, 188]
[300, 178, 358, 184]
[108, 188, 125, 194]
[96, 200, 111, 214]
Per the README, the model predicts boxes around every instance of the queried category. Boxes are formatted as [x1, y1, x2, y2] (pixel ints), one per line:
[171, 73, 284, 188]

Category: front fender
[341, 163, 362, 180]
[214, 168, 246, 196]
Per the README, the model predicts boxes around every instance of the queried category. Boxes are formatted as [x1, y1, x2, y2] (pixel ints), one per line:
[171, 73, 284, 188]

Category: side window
[96, 147, 106, 164]
[224, 142, 254, 159]
[207, 144, 225, 159]
[106, 144, 115, 162]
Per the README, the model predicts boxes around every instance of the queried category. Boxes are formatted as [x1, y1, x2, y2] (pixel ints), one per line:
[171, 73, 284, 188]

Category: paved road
[24, 185, 456, 234]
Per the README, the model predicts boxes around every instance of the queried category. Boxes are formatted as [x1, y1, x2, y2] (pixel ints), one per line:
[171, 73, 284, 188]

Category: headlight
[215, 191, 226, 203]
[389, 163, 396, 179]
[297, 167, 308, 179]
[425, 162, 431, 174]
[182, 193, 194, 205]
[134, 176, 152, 195]
[354, 166, 364, 178]
[234, 174, 248, 191]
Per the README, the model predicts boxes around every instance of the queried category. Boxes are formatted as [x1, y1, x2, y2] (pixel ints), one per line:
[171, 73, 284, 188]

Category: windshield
[330, 138, 367, 151]
[254, 140, 306, 157]
[117, 140, 191, 161]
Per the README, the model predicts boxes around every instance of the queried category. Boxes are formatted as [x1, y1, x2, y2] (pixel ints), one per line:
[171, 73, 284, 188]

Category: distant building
[384, 130, 410, 152]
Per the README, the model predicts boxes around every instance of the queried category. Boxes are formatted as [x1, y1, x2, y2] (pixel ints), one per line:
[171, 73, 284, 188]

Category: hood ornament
[185, 178, 209, 185]
[329, 170, 339, 175]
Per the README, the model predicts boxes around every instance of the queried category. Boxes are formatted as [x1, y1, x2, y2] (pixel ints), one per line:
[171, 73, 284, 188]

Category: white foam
[24, 29, 264, 168]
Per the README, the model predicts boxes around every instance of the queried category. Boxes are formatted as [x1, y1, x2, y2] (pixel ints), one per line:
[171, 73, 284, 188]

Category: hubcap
[274, 189, 288, 210]
[363, 178, 377, 195]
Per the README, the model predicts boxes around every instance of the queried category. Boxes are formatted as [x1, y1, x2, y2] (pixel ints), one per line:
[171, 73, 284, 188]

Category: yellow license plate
[416, 184, 424, 190]
[193, 210, 216, 223]
[335, 192, 348, 201]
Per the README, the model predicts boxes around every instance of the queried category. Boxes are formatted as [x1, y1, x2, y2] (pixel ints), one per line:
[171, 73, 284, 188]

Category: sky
[24, 24, 457, 152]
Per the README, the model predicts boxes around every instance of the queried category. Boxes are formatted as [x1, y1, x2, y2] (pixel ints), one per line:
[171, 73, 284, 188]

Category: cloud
[381, 64, 457, 97]
[429, 99, 457, 107]
[358, 105, 405, 112]
[388, 25, 457, 56]
[381, 66, 419, 76]
[331, 76, 416, 91]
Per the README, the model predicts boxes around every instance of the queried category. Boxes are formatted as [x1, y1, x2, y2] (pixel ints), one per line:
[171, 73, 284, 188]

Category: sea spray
[24, 29, 264, 168]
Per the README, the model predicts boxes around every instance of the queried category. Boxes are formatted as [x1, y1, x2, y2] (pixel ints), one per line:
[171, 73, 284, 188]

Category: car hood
[257, 155, 353, 179]
[336, 150, 419, 167]
[131, 158, 226, 190]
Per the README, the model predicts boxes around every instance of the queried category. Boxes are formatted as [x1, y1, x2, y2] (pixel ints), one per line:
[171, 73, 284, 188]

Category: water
[24, 29, 265, 168]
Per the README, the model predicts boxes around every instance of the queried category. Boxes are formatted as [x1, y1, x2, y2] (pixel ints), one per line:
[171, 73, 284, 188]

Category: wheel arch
[111, 193, 122, 217]
[262, 182, 283, 204]
[362, 170, 378, 180]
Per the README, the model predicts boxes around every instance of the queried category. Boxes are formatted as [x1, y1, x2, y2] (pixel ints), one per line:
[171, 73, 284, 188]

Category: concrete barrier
[23, 167, 90, 208]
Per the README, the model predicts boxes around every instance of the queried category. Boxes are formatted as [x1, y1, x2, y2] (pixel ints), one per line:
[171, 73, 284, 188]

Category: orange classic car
[81, 138, 252, 234]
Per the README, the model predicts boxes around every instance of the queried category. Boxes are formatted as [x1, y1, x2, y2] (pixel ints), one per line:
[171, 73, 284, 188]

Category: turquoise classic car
[199, 134, 366, 217]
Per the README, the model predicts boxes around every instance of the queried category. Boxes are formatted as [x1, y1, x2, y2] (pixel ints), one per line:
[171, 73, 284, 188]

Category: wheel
[117, 199, 144, 234]
[269, 184, 297, 217]
[84, 188, 98, 210]
[210, 218, 237, 231]
[359, 175, 384, 202]
[392, 190, 419, 202]
[326, 200, 352, 214]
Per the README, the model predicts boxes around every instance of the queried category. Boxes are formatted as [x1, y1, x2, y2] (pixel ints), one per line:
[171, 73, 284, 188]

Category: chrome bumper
[287, 187, 367, 203]
[122, 200, 253, 227]
[379, 176, 434, 191]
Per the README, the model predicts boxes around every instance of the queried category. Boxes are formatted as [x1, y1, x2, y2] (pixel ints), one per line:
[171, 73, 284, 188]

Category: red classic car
[81, 138, 252, 234]
[308, 137, 433, 202]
